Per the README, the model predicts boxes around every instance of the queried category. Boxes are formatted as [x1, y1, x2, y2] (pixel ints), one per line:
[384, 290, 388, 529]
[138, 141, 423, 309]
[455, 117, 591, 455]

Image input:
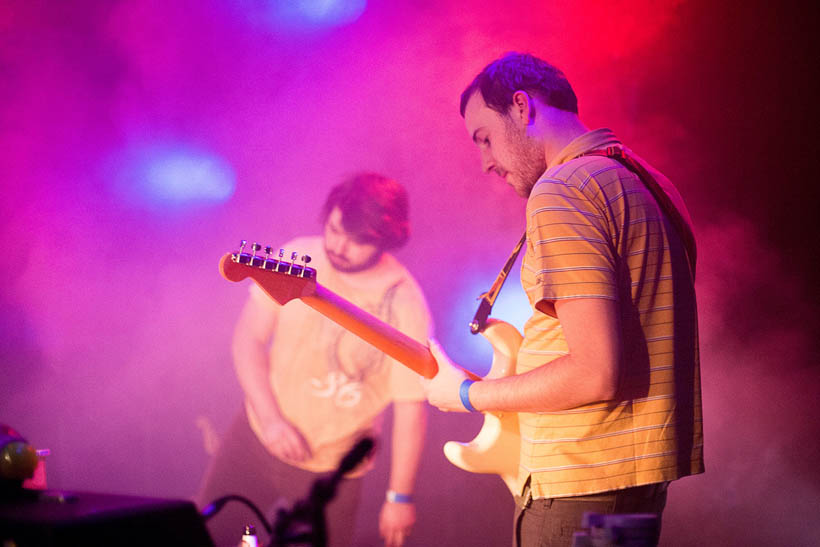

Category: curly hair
[321, 173, 409, 250]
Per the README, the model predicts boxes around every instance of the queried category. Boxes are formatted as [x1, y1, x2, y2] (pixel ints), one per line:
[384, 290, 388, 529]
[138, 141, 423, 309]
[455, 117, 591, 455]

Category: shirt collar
[548, 128, 622, 168]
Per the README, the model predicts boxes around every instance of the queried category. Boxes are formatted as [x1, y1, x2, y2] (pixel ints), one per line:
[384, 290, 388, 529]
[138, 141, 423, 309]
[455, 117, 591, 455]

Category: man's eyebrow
[472, 129, 483, 143]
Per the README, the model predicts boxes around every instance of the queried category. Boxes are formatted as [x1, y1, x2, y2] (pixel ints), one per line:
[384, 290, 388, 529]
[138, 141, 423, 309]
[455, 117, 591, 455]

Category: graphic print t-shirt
[245, 236, 432, 473]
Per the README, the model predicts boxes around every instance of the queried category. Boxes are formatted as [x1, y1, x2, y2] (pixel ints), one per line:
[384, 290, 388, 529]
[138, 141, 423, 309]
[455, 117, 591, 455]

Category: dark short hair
[321, 173, 410, 250]
[459, 52, 578, 117]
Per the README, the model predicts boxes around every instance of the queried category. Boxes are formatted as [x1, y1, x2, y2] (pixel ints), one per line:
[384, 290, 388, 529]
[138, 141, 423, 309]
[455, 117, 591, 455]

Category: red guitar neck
[302, 285, 438, 379]
[220, 251, 438, 379]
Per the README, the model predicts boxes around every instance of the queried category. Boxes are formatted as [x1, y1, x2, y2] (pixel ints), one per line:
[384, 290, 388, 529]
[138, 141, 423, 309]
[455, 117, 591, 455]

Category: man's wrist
[459, 379, 479, 412]
[385, 489, 413, 504]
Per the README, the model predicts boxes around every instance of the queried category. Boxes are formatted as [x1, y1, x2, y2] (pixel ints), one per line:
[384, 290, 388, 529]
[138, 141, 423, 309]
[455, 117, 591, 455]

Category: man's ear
[511, 90, 536, 125]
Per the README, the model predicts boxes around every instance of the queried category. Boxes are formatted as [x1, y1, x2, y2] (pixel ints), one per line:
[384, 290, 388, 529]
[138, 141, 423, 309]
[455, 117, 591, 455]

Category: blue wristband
[459, 379, 479, 412]
[386, 490, 413, 504]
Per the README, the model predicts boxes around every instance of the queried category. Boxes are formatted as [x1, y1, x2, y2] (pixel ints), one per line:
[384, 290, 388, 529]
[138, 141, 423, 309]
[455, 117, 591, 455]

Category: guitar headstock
[219, 240, 318, 305]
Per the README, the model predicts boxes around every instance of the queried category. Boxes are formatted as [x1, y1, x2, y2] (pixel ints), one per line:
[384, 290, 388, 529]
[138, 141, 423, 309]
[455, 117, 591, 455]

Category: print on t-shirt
[308, 282, 401, 408]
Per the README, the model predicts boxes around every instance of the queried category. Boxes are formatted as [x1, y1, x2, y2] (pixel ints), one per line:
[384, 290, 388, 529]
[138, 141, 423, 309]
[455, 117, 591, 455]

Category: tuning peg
[235, 240, 251, 264]
[275, 249, 285, 272]
[251, 242, 264, 267]
[300, 255, 313, 278]
[262, 246, 274, 269]
[287, 251, 299, 274]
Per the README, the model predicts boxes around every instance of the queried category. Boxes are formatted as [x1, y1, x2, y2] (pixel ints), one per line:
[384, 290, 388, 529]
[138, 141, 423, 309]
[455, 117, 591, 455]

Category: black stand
[270, 437, 373, 547]
[202, 437, 374, 547]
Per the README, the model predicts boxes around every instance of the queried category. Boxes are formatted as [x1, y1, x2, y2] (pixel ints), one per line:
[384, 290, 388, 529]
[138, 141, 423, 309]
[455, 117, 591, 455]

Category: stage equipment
[0, 489, 214, 546]
[201, 436, 374, 547]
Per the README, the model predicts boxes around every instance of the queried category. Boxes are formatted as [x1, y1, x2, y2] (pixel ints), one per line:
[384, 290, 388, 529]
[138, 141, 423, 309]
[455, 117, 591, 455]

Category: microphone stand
[202, 437, 374, 547]
[269, 437, 374, 547]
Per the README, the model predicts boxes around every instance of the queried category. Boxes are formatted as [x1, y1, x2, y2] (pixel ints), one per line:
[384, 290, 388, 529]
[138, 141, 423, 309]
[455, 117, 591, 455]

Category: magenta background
[2, 1, 818, 545]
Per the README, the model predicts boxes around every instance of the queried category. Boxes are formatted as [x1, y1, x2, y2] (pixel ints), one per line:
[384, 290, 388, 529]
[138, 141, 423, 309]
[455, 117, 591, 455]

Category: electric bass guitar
[219, 242, 524, 495]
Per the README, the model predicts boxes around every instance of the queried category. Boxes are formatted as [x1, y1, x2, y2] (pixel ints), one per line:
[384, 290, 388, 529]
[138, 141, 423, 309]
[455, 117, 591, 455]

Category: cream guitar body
[220, 244, 524, 495]
[443, 319, 523, 495]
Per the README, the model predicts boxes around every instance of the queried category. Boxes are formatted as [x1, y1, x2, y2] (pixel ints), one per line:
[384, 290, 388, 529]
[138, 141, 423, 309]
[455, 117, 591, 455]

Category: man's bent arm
[379, 400, 426, 546]
[232, 296, 283, 425]
[469, 298, 621, 412]
[387, 400, 427, 494]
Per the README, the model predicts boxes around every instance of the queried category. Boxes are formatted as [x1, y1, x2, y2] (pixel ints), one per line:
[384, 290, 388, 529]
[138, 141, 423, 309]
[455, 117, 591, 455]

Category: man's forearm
[468, 352, 618, 413]
[387, 401, 427, 494]
[231, 296, 286, 425]
[466, 297, 620, 413]
[232, 337, 283, 424]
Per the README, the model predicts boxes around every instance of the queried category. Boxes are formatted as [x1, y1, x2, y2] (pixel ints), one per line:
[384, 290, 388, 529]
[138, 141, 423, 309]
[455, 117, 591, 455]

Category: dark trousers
[513, 482, 668, 547]
[195, 411, 363, 547]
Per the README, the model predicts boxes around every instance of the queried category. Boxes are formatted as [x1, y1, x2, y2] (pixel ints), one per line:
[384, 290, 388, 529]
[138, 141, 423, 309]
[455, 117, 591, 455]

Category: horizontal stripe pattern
[516, 133, 703, 499]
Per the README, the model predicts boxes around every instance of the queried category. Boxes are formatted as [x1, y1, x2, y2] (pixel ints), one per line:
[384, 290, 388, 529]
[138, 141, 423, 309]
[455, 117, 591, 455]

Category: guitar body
[443, 319, 524, 496]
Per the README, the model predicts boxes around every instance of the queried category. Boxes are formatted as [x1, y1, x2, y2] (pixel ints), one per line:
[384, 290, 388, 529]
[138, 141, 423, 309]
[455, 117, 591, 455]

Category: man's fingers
[288, 436, 310, 462]
[427, 338, 444, 361]
[268, 431, 310, 462]
[385, 530, 405, 547]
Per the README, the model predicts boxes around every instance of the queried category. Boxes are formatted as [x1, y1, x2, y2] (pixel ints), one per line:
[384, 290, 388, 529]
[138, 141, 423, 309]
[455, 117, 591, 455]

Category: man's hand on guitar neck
[423, 339, 476, 413]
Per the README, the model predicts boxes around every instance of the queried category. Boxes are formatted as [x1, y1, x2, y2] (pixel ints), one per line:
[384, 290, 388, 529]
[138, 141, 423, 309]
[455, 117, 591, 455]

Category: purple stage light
[107, 145, 236, 210]
[442, 268, 530, 377]
[144, 153, 235, 203]
[243, 0, 367, 32]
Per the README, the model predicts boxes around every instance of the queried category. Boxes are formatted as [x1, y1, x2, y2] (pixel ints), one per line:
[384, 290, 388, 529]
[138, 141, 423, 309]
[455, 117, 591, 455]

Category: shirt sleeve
[525, 171, 618, 305]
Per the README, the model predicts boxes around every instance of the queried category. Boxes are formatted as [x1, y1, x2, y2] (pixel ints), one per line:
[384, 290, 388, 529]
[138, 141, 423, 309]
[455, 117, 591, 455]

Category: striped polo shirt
[518, 128, 704, 499]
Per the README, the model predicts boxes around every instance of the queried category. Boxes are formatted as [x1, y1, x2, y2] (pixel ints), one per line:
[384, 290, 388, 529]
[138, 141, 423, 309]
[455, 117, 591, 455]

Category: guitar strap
[469, 231, 526, 334]
[582, 146, 697, 278]
[469, 146, 697, 334]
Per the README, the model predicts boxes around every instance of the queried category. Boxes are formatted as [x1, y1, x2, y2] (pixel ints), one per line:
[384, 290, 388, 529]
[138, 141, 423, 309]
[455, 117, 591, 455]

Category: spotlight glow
[243, 0, 367, 32]
[285, 0, 366, 24]
[107, 144, 236, 210]
[144, 154, 235, 202]
[442, 267, 531, 377]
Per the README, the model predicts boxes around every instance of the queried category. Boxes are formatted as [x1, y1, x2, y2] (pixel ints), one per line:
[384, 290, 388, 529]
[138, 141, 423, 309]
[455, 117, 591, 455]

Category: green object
[0, 440, 38, 481]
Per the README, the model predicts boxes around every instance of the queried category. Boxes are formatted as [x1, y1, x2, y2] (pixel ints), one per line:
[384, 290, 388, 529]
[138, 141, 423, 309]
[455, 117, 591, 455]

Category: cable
[201, 494, 273, 535]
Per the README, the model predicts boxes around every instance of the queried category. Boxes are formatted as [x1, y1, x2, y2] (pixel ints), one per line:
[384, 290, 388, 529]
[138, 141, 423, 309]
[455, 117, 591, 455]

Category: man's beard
[325, 248, 382, 273]
[504, 119, 548, 197]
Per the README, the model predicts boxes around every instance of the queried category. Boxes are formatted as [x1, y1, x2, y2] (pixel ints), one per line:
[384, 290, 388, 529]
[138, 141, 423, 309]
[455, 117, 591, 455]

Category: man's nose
[480, 149, 496, 174]
[328, 236, 349, 256]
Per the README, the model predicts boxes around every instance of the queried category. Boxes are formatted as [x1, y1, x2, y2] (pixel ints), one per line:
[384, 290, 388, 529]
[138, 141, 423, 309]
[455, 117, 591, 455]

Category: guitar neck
[219, 250, 438, 379]
[301, 285, 438, 379]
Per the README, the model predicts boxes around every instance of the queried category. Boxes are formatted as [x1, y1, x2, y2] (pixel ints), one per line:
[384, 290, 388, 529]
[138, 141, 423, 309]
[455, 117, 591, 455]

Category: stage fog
[1, 1, 817, 545]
